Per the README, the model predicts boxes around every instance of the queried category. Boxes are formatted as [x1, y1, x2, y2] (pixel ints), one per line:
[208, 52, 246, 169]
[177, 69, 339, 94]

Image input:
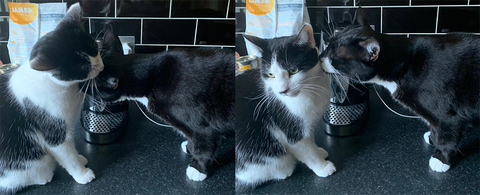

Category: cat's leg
[423, 131, 433, 145]
[0, 155, 55, 191]
[428, 125, 463, 172]
[181, 141, 189, 154]
[287, 136, 336, 177]
[185, 135, 218, 181]
[235, 154, 297, 188]
[45, 139, 95, 184]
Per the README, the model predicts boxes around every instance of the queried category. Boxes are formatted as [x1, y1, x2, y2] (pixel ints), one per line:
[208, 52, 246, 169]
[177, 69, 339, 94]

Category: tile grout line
[226, 0, 230, 18]
[166, 45, 169, 51]
[114, 0, 117, 18]
[380, 7, 383, 33]
[468, 0, 470, 5]
[89, 18, 91, 34]
[435, 6, 439, 33]
[140, 18, 143, 45]
[327, 7, 330, 25]
[169, 0, 172, 18]
[193, 19, 199, 45]
[409, 0, 412, 6]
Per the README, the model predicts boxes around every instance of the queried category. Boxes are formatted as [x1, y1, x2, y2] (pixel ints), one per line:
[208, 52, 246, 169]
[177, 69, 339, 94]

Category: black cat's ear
[103, 30, 123, 53]
[244, 34, 267, 53]
[295, 24, 316, 48]
[359, 38, 380, 62]
[30, 57, 55, 71]
[353, 7, 370, 27]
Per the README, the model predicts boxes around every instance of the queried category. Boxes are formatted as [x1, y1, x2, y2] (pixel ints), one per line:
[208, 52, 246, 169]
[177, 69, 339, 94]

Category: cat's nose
[107, 78, 119, 89]
[279, 88, 290, 96]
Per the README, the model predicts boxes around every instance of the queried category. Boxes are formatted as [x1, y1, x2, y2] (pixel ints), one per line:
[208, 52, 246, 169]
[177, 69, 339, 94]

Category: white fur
[429, 157, 450, 172]
[366, 76, 398, 94]
[236, 154, 297, 185]
[0, 155, 55, 191]
[1, 58, 101, 189]
[238, 59, 334, 185]
[186, 166, 207, 181]
[320, 57, 337, 73]
[424, 131, 432, 145]
[181, 141, 188, 154]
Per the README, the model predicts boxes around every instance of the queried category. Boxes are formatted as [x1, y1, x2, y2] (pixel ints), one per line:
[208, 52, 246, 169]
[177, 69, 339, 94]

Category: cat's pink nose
[279, 88, 290, 96]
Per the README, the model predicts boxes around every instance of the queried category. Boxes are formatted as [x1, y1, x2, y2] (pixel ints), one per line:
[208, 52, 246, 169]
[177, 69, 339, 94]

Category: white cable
[373, 84, 421, 119]
[134, 101, 173, 128]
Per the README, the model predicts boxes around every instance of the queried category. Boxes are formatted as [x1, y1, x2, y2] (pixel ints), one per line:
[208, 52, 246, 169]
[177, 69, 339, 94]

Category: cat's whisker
[253, 95, 269, 120]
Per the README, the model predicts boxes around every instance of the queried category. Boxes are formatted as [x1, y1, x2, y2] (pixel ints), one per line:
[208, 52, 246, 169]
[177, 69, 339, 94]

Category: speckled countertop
[17, 102, 235, 195]
[243, 86, 480, 194]
[15, 86, 479, 195]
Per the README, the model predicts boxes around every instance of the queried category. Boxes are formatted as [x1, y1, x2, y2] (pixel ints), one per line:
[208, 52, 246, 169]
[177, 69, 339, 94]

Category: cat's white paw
[78, 155, 88, 166]
[318, 147, 329, 158]
[73, 168, 95, 184]
[423, 131, 432, 145]
[186, 166, 207, 181]
[181, 141, 188, 154]
[34, 174, 53, 185]
[312, 161, 336, 177]
[429, 157, 450, 172]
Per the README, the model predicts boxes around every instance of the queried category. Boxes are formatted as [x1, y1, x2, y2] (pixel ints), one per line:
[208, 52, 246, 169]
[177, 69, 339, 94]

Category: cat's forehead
[330, 26, 369, 45]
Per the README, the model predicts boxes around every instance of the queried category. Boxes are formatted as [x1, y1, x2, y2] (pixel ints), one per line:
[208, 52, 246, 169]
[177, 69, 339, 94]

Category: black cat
[85, 30, 235, 181]
[320, 8, 479, 172]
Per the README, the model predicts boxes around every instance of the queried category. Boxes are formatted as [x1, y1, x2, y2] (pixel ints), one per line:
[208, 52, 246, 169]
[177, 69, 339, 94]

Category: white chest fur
[9, 62, 83, 129]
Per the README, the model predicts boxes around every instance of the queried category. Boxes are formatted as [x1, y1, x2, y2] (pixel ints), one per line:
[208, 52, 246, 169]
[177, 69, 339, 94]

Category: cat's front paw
[312, 161, 336, 177]
[429, 157, 450, 172]
[78, 155, 88, 166]
[186, 166, 207, 181]
[423, 131, 433, 145]
[73, 168, 95, 184]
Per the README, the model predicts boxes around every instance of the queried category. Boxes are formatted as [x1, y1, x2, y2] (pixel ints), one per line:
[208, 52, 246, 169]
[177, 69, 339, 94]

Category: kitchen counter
[17, 102, 235, 195]
[15, 86, 479, 194]
[243, 86, 480, 194]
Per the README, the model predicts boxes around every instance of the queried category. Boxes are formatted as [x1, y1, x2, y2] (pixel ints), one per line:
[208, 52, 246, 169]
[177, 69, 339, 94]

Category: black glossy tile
[66, 0, 114, 17]
[90, 19, 141, 43]
[0, 42, 10, 64]
[236, 0, 245, 7]
[328, 8, 381, 33]
[171, 0, 228, 18]
[196, 20, 235, 45]
[308, 8, 328, 33]
[135, 46, 166, 54]
[0, 18, 8, 41]
[306, 0, 353, 6]
[411, 0, 468, 5]
[169, 46, 205, 50]
[235, 34, 247, 56]
[235, 8, 246, 32]
[228, 0, 234, 18]
[383, 8, 437, 33]
[438, 7, 480, 33]
[143, 19, 196, 44]
[357, 0, 408, 6]
[116, 0, 169, 17]
[471, 0, 480, 4]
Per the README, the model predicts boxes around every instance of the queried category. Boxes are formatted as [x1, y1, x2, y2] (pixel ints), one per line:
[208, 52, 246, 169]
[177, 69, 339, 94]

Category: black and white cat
[85, 30, 235, 181]
[235, 24, 335, 190]
[0, 3, 101, 192]
[320, 8, 479, 172]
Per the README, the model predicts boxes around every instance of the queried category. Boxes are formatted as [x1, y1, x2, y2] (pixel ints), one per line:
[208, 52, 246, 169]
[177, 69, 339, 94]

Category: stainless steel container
[81, 95, 129, 144]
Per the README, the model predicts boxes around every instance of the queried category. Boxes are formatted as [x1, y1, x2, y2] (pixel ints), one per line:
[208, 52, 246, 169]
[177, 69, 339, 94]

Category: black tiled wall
[235, 0, 480, 56]
[0, 0, 234, 64]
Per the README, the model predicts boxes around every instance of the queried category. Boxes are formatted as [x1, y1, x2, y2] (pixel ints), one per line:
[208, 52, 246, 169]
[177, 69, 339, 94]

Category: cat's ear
[244, 35, 267, 53]
[58, 3, 84, 28]
[103, 30, 123, 53]
[353, 7, 370, 27]
[359, 38, 380, 62]
[295, 24, 316, 48]
[30, 57, 55, 71]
